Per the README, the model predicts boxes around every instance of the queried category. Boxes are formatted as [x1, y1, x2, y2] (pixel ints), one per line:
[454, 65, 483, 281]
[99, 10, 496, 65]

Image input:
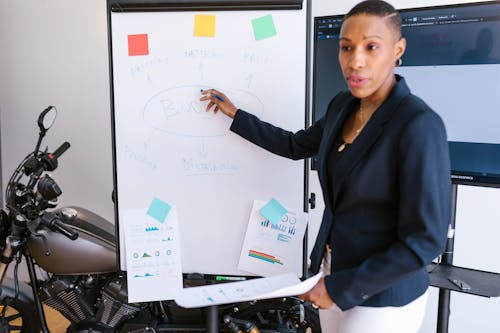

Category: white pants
[320, 254, 428, 333]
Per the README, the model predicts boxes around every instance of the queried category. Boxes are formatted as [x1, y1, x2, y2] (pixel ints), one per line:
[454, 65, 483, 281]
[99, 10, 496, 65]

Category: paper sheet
[123, 203, 183, 302]
[238, 200, 307, 276]
[175, 271, 323, 308]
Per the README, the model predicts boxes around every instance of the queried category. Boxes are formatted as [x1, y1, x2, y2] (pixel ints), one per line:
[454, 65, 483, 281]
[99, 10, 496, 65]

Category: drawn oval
[143, 85, 264, 137]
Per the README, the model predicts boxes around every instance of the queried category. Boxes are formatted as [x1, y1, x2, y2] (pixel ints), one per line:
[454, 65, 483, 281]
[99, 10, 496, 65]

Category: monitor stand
[429, 183, 500, 333]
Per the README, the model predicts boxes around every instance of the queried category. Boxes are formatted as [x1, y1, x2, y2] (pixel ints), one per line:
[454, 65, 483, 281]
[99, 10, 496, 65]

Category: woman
[200, 1, 451, 332]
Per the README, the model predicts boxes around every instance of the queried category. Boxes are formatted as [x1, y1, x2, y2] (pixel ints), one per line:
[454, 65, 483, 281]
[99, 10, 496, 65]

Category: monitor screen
[312, 1, 500, 187]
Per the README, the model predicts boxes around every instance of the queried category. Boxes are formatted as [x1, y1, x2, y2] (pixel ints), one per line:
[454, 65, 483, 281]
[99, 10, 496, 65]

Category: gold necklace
[338, 105, 366, 152]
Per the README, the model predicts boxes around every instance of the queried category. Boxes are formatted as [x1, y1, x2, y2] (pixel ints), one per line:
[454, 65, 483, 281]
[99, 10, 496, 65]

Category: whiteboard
[110, 4, 308, 276]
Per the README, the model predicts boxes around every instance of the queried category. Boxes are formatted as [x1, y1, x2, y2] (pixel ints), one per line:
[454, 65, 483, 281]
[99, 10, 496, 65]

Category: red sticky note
[128, 34, 149, 56]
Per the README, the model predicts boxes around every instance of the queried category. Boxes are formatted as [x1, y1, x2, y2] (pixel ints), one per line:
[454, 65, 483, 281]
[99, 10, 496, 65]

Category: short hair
[345, 0, 402, 40]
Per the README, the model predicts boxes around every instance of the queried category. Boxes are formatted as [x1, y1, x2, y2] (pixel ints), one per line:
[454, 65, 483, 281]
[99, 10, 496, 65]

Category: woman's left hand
[298, 277, 335, 309]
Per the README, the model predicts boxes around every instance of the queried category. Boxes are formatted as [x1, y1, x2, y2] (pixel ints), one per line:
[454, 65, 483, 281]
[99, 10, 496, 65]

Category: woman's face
[339, 14, 406, 102]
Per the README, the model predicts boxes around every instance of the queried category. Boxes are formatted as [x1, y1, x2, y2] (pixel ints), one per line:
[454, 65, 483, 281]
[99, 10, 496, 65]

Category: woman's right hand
[298, 277, 335, 310]
[200, 89, 238, 118]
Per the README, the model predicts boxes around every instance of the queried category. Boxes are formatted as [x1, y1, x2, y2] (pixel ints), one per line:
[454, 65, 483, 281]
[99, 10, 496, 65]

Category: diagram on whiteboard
[143, 85, 264, 138]
[140, 84, 265, 176]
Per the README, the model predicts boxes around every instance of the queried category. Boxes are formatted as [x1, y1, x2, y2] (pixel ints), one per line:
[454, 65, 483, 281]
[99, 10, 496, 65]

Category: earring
[396, 58, 403, 67]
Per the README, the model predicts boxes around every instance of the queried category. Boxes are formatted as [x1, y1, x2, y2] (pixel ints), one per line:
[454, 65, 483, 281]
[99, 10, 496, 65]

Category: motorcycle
[0, 106, 321, 333]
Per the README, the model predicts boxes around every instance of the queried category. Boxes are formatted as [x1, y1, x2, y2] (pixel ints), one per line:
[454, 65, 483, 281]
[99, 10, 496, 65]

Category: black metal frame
[106, 1, 311, 331]
[110, 0, 302, 12]
[25, 251, 50, 333]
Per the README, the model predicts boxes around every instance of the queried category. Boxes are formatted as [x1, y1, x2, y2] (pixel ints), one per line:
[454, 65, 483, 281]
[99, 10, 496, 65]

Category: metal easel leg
[206, 305, 219, 332]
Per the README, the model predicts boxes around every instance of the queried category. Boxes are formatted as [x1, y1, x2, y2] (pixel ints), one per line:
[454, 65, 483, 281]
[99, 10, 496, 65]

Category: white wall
[0, 0, 114, 221]
[0, 0, 499, 332]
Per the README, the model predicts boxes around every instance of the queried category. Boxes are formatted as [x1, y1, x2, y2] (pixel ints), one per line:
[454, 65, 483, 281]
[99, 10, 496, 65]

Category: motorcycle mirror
[38, 106, 57, 133]
[34, 106, 57, 155]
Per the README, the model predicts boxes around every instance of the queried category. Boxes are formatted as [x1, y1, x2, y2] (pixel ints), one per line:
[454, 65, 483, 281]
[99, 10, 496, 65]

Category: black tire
[0, 297, 40, 333]
[232, 298, 321, 333]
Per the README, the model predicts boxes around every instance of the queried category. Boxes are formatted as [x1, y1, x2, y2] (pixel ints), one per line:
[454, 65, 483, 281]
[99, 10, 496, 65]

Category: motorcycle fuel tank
[28, 207, 118, 275]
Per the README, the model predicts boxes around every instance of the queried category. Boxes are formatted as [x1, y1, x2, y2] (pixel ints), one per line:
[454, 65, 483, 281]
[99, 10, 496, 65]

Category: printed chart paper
[175, 271, 323, 308]
[238, 200, 307, 277]
[123, 202, 183, 302]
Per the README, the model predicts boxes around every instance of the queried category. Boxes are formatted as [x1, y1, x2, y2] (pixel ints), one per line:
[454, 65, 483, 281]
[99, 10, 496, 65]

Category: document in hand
[175, 271, 323, 308]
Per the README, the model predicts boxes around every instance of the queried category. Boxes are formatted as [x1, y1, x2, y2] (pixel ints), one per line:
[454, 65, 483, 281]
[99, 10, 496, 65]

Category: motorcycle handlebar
[41, 141, 70, 172]
[41, 213, 79, 240]
[51, 142, 71, 159]
[52, 219, 79, 240]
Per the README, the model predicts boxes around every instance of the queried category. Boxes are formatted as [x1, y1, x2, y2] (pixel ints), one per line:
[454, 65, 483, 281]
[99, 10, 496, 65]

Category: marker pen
[201, 89, 224, 102]
[215, 276, 247, 281]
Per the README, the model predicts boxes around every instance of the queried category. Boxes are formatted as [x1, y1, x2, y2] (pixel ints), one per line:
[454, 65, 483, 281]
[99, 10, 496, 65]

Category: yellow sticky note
[194, 15, 216, 37]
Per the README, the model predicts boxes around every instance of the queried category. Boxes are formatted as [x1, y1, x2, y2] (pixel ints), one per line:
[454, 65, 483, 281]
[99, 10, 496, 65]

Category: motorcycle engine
[95, 274, 143, 328]
[40, 274, 142, 331]
[40, 275, 100, 323]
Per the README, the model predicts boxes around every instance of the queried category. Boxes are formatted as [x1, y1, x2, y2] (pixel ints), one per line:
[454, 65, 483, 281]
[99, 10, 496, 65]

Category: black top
[327, 125, 351, 203]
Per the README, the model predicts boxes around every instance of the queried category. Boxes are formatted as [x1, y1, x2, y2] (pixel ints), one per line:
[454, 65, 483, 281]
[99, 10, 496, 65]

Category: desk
[428, 263, 500, 298]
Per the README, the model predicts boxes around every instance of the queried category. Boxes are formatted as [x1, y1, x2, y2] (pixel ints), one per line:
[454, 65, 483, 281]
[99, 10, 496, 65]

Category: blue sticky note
[147, 197, 171, 223]
[260, 198, 287, 226]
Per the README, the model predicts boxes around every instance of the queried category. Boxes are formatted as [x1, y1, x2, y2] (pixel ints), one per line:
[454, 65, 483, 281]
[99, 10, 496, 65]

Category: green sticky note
[252, 14, 277, 41]
[260, 198, 287, 226]
[147, 197, 171, 223]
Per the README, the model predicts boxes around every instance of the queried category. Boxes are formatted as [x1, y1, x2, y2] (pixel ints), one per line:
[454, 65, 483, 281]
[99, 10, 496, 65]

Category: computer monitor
[312, 1, 500, 187]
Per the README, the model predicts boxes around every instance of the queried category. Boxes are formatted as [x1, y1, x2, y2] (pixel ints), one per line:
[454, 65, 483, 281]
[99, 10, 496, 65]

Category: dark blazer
[230, 76, 451, 311]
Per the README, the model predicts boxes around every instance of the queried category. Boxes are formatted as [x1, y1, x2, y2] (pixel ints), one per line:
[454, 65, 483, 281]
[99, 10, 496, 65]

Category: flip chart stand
[207, 305, 218, 332]
[109, 1, 310, 330]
